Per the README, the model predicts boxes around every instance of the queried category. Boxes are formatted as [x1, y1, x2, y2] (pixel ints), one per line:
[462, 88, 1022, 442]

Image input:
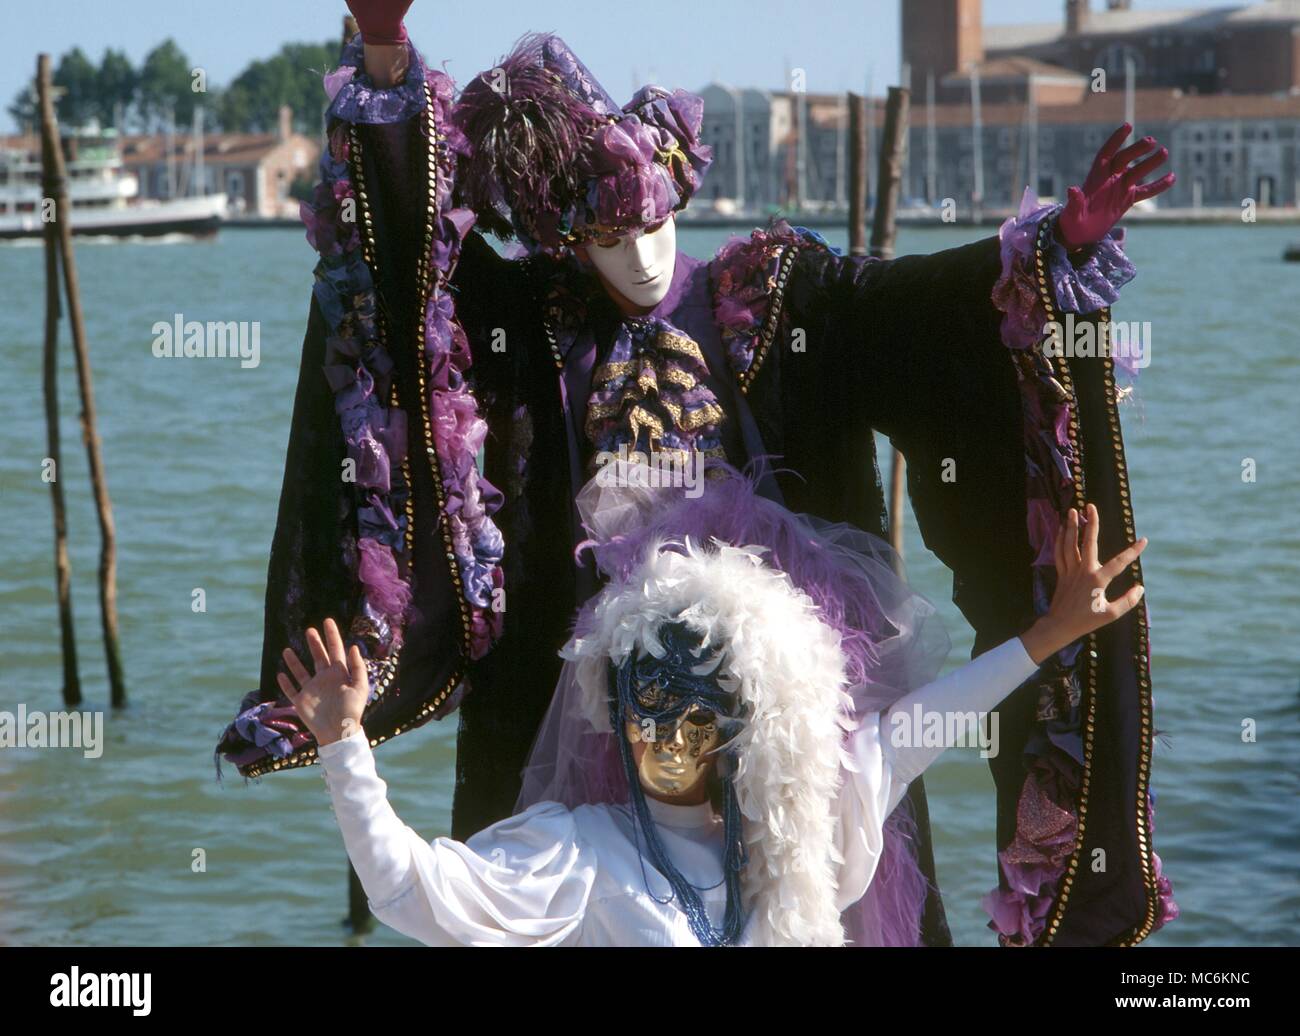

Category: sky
[5, 0, 1233, 132]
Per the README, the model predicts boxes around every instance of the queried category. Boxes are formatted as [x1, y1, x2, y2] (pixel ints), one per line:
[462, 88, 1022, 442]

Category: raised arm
[214, 2, 522, 778]
[280, 618, 594, 946]
[347, 1, 413, 87]
[834, 503, 1147, 911]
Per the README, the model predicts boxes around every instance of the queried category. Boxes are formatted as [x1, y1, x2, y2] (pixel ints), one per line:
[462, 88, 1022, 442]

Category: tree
[96, 49, 138, 128]
[216, 40, 336, 133]
[139, 39, 197, 128]
[7, 84, 36, 133]
[54, 47, 99, 127]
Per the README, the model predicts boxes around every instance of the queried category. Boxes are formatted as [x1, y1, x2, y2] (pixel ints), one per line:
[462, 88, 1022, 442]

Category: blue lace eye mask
[607, 621, 743, 739]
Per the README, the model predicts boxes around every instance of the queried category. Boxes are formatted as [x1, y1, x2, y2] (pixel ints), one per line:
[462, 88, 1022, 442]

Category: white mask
[584, 215, 677, 310]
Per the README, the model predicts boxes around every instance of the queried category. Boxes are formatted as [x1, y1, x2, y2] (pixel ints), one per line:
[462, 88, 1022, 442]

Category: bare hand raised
[277, 618, 371, 747]
[1020, 503, 1148, 665]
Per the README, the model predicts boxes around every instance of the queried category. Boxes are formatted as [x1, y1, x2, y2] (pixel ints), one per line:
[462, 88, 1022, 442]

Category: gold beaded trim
[736, 243, 800, 395]
[1028, 216, 1157, 946]
[1099, 337, 1160, 946]
[243, 82, 466, 778]
[532, 263, 568, 371]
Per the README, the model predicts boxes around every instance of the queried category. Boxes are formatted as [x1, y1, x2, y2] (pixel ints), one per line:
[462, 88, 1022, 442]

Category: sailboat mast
[1027, 74, 1038, 199]
[192, 106, 204, 197]
[926, 69, 937, 204]
[970, 61, 984, 217]
[835, 93, 846, 209]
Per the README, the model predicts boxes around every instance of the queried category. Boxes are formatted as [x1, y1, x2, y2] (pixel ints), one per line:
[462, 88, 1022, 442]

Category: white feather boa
[564, 537, 856, 946]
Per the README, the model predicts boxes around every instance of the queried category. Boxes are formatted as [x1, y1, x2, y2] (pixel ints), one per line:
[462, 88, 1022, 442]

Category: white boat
[0, 123, 226, 241]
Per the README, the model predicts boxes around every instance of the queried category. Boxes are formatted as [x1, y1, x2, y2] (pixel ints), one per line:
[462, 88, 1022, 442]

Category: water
[0, 222, 1295, 946]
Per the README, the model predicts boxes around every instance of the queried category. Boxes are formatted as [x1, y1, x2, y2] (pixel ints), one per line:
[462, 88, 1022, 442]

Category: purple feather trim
[452, 33, 711, 252]
[985, 191, 1173, 943]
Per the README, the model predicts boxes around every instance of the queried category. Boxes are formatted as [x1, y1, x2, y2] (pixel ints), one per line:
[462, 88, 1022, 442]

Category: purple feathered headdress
[453, 32, 712, 254]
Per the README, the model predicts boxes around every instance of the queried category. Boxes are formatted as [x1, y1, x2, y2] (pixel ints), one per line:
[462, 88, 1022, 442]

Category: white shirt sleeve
[832, 636, 1040, 910]
[317, 731, 596, 946]
[880, 635, 1040, 796]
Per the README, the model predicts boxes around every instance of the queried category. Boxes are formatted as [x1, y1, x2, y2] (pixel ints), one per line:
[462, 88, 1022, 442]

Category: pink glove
[346, 0, 413, 46]
[1057, 123, 1176, 251]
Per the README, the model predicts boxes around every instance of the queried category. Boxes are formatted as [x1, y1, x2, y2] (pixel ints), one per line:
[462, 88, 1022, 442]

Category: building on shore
[696, 1, 1300, 214]
[120, 105, 319, 220]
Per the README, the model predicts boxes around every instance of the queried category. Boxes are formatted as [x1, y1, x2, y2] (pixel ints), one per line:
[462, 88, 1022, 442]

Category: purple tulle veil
[516, 461, 953, 945]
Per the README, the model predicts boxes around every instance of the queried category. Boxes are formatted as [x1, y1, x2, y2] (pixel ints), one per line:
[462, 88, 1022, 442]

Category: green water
[0, 222, 1295, 945]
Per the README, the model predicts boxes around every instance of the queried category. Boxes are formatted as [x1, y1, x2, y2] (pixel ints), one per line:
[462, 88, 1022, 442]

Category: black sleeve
[779, 239, 1163, 946]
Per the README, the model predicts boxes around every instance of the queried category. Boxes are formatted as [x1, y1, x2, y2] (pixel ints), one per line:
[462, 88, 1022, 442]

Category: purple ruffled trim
[993, 187, 1136, 354]
[981, 751, 1079, 944]
[985, 191, 1172, 944]
[325, 34, 430, 126]
[709, 219, 825, 381]
[222, 43, 506, 766]
[305, 113, 414, 649]
[584, 316, 725, 459]
[984, 197, 1091, 944]
[1148, 793, 1180, 931]
[421, 68, 506, 661]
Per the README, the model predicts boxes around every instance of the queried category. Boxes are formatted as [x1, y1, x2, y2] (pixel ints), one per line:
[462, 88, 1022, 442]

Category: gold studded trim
[243, 82, 465, 779]
[1029, 216, 1158, 946]
[1099, 340, 1160, 946]
[736, 243, 801, 395]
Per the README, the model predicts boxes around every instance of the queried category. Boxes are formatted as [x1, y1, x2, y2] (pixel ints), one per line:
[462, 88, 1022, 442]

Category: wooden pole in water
[848, 92, 868, 258]
[36, 54, 126, 708]
[347, 863, 373, 934]
[870, 86, 909, 261]
[870, 86, 911, 566]
[38, 57, 81, 708]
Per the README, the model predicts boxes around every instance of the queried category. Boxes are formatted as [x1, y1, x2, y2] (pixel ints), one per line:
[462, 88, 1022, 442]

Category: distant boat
[1285, 243, 1300, 262]
[0, 123, 226, 241]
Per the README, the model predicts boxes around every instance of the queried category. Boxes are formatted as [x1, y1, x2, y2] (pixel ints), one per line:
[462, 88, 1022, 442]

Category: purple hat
[453, 33, 712, 254]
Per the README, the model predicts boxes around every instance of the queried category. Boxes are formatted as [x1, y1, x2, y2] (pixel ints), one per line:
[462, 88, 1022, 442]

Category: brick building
[121, 105, 319, 219]
[904, 0, 1300, 102]
[899, 1, 1300, 208]
[697, 1, 1300, 213]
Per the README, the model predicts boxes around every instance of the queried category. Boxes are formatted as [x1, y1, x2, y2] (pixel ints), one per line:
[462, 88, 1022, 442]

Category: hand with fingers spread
[1019, 503, 1149, 666]
[277, 618, 371, 748]
[1056, 123, 1176, 251]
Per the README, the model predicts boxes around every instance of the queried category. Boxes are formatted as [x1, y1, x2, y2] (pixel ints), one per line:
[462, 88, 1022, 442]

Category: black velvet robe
[236, 116, 1160, 947]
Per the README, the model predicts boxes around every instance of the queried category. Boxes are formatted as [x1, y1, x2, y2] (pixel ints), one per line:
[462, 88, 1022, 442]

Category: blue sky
[6, 0, 1228, 131]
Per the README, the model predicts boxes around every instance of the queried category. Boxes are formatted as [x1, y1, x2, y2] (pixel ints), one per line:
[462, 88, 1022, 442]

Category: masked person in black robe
[216, 1, 1178, 946]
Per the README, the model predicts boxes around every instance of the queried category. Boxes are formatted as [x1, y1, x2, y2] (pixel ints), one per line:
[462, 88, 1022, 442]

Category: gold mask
[625, 703, 721, 804]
